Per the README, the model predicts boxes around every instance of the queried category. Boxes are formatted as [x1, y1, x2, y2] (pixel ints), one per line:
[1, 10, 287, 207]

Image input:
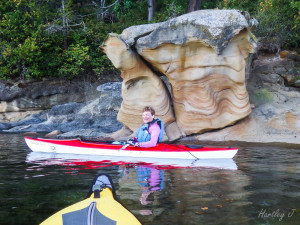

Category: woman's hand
[127, 137, 139, 147]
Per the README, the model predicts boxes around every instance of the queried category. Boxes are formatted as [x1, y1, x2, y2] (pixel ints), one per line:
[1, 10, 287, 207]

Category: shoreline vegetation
[1, 0, 299, 81]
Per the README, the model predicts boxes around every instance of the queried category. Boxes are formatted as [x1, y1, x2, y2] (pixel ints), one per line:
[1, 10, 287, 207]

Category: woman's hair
[143, 106, 155, 116]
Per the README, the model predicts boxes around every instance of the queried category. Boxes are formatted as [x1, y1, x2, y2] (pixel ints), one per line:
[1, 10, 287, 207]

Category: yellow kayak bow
[40, 174, 141, 225]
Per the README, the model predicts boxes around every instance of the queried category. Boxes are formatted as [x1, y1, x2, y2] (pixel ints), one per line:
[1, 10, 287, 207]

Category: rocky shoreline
[0, 52, 299, 146]
[1, 9, 299, 146]
[0, 81, 123, 137]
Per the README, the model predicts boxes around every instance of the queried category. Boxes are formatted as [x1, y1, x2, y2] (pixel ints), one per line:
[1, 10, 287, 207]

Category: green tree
[255, 0, 300, 48]
[153, 0, 188, 21]
[220, 0, 300, 49]
[1, 0, 299, 81]
[219, 0, 260, 14]
[0, 0, 45, 79]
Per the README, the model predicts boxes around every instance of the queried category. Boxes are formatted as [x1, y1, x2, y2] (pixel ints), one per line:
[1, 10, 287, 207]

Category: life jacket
[136, 118, 164, 143]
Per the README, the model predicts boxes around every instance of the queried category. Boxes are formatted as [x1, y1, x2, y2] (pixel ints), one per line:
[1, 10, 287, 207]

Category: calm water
[0, 134, 299, 225]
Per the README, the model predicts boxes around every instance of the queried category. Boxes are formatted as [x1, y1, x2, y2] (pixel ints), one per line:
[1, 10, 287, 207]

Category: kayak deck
[24, 137, 238, 159]
[40, 175, 142, 225]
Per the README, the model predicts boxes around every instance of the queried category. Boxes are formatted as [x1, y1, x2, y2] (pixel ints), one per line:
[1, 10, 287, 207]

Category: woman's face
[142, 111, 154, 123]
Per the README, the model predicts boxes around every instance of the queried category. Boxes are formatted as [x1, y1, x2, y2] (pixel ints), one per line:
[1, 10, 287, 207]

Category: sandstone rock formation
[101, 34, 176, 134]
[187, 54, 300, 145]
[101, 9, 256, 139]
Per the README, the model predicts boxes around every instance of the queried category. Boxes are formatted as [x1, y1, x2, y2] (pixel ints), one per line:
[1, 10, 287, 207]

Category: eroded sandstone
[101, 34, 176, 136]
[102, 9, 256, 138]
[137, 29, 253, 135]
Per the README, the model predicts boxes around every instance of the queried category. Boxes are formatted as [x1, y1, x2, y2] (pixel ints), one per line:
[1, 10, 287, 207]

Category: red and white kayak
[24, 137, 238, 159]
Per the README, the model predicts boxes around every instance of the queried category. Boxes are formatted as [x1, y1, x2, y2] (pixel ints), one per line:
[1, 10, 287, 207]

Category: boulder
[102, 9, 256, 138]
[57, 129, 105, 139]
[250, 55, 300, 89]
[0, 122, 11, 130]
[45, 130, 62, 138]
[137, 29, 253, 135]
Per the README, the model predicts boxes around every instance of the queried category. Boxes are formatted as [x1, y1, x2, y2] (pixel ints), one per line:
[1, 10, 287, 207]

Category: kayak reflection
[26, 152, 238, 170]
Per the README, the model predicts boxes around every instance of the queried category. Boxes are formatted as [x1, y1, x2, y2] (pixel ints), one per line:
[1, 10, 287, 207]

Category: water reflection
[117, 165, 166, 222]
[0, 134, 299, 225]
[136, 166, 164, 215]
[26, 151, 238, 170]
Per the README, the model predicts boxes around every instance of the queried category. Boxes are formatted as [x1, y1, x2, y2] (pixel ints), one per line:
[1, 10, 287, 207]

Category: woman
[128, 106, 164, 148]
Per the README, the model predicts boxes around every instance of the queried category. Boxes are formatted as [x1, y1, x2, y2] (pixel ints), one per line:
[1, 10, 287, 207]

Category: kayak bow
[40, 174, 141, 225]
